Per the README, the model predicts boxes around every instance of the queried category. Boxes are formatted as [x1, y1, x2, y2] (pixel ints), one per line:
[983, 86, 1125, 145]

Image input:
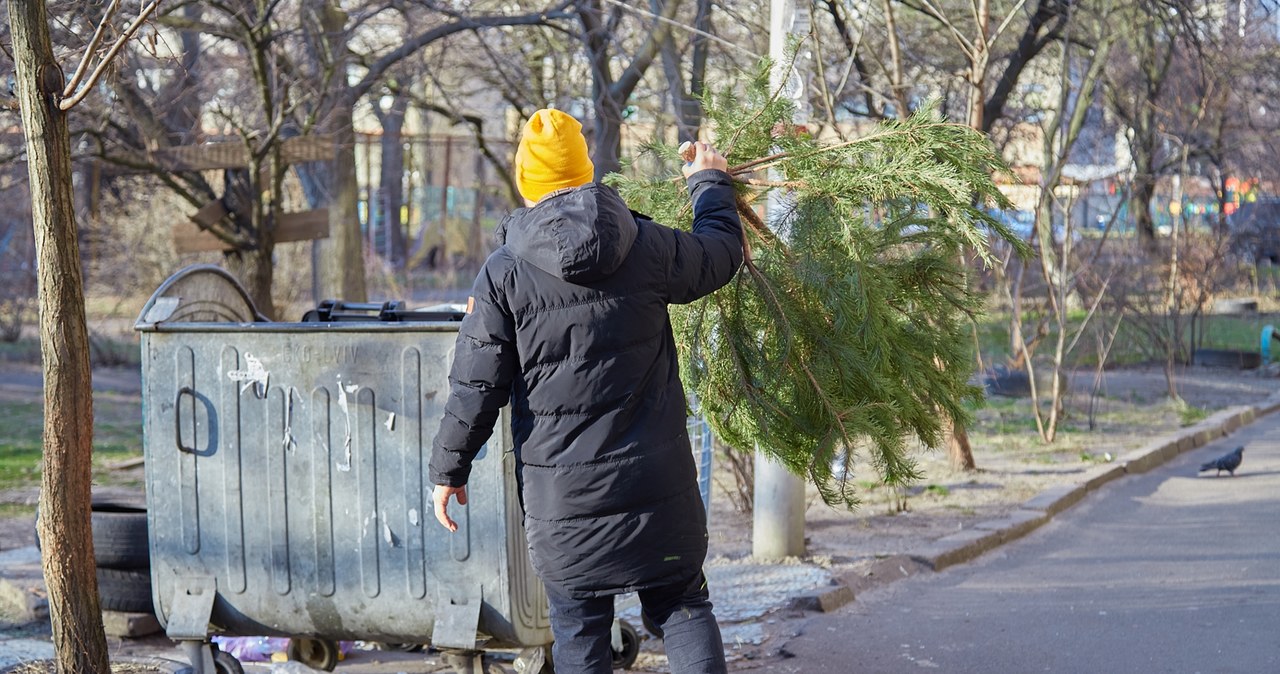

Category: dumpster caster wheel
[288, 638, 340, 671]
[612, 620, 640, 670]
[212, 650, 244, 674]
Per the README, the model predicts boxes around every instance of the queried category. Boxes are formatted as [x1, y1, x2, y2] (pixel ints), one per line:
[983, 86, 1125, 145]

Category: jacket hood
[499, 183, 638, 283]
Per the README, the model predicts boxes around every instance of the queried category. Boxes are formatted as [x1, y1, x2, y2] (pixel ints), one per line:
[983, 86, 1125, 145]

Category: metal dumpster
[136, 265, 551, 673]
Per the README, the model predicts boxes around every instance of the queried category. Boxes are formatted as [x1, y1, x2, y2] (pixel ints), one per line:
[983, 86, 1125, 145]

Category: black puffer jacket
[430, 169, 742, 598]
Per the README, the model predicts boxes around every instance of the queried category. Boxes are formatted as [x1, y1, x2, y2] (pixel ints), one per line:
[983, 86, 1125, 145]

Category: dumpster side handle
[176, 387, 198, 454]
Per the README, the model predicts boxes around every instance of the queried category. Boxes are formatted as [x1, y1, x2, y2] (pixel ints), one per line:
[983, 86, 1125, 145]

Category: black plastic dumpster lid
[301, 299, 465, 323]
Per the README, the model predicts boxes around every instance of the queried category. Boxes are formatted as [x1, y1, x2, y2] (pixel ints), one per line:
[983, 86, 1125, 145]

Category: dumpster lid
[300, 299, 465, 323]
[135, 264, 268, 330]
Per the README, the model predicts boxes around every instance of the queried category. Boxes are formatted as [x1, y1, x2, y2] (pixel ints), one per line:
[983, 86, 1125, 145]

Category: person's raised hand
[433, 484, 468, 532]
[680, 141, 728, 178]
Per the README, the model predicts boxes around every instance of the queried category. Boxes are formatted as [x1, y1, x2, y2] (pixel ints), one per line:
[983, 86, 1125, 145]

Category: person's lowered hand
[433, 484, 468, 532]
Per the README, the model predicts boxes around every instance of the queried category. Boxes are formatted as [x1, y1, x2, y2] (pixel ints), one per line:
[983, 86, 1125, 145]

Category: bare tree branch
[351, 2, 575, 101]
[62, 0, 121, 98]
[60, 0, 162, 111]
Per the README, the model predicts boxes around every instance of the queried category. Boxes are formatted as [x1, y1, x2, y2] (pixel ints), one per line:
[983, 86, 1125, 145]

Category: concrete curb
[806, 397, 1280, 611]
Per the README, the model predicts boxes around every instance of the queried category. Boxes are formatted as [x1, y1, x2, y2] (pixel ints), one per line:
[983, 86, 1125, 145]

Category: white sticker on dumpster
[382, 509, 399, 547]
[227, 353, 269, 397]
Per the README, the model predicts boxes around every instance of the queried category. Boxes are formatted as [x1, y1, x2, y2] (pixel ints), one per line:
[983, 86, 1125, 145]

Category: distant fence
[355, 132, 516, 269]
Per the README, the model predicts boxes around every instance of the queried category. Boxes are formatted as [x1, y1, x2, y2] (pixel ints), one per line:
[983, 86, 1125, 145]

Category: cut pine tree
[612, 65, 1026, 508]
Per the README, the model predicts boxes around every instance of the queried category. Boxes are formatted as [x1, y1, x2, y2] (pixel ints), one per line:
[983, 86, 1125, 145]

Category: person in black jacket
[430, 108, 743, 674]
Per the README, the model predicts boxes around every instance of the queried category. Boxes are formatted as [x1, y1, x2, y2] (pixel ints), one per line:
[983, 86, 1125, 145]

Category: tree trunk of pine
[8, 1, 112, 670]
[948, 0, 988, 472]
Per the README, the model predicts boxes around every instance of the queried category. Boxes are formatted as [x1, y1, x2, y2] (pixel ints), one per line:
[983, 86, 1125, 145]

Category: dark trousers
[544, 571, 728, 674]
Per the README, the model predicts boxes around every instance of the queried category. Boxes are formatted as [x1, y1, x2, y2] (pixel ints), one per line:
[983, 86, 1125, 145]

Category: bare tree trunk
[224, 246, 277, 320]
[313, 2, 367, 302]
[374, 92, 410, 266]
[658, 0, 711, 142]
[7, 1, 111, 669]
[947, 420, 977, 471]
[935, 354, 977, 471]
[1163, 353, 1180, 401]
[967, 0, 991, 131]
[584, 33, 627, 175]
[1130, 133, 1158, 245]
[882, 0, 911, 116]
[220, 167, 279, 318]
[320, 113, 367, 302]
[578, 0, 681, 177]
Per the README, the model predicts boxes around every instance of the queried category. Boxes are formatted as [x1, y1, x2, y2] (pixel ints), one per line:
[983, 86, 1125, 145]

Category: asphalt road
[758, 412, 1280, 674]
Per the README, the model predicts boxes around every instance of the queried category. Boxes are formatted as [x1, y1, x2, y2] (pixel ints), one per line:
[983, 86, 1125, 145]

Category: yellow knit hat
[515, 109, 595, 203]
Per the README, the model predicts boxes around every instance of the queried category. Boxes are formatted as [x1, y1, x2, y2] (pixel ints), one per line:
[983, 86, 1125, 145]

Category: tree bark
[658, 0, 711, 142]
[374, 92, 410, 266]
[967, 0, 991, 131]
[314, 2, 366, 302]
[224, 246, 277, 320]
[581, 5, 626, 176]
[947, 420, 977, 471]
[7, 0, 112, 670]
[221, 167, 279, 318]
[1129, 130, 1158, 244]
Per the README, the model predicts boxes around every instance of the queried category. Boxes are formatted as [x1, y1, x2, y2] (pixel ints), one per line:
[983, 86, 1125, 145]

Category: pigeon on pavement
[1198, 446, 1244, 477]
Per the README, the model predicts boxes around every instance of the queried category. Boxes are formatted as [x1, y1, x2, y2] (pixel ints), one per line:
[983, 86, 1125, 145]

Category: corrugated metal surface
[137, 267, 550, 648]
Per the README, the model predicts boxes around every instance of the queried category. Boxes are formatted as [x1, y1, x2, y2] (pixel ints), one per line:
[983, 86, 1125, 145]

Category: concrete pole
[753, 0, 810, 561]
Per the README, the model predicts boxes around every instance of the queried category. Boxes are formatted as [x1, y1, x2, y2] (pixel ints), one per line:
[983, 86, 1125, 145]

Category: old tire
[96, 567, 153, 613]
[212, 650, 245, 674]
[33, 503, 150, 570]
[287, 638, 340, 671]
[612, 620, 640, 670]
[91, 504, 149, 569]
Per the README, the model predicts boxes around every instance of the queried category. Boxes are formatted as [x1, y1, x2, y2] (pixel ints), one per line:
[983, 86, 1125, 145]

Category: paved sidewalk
[753, 398, 1280, 673]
